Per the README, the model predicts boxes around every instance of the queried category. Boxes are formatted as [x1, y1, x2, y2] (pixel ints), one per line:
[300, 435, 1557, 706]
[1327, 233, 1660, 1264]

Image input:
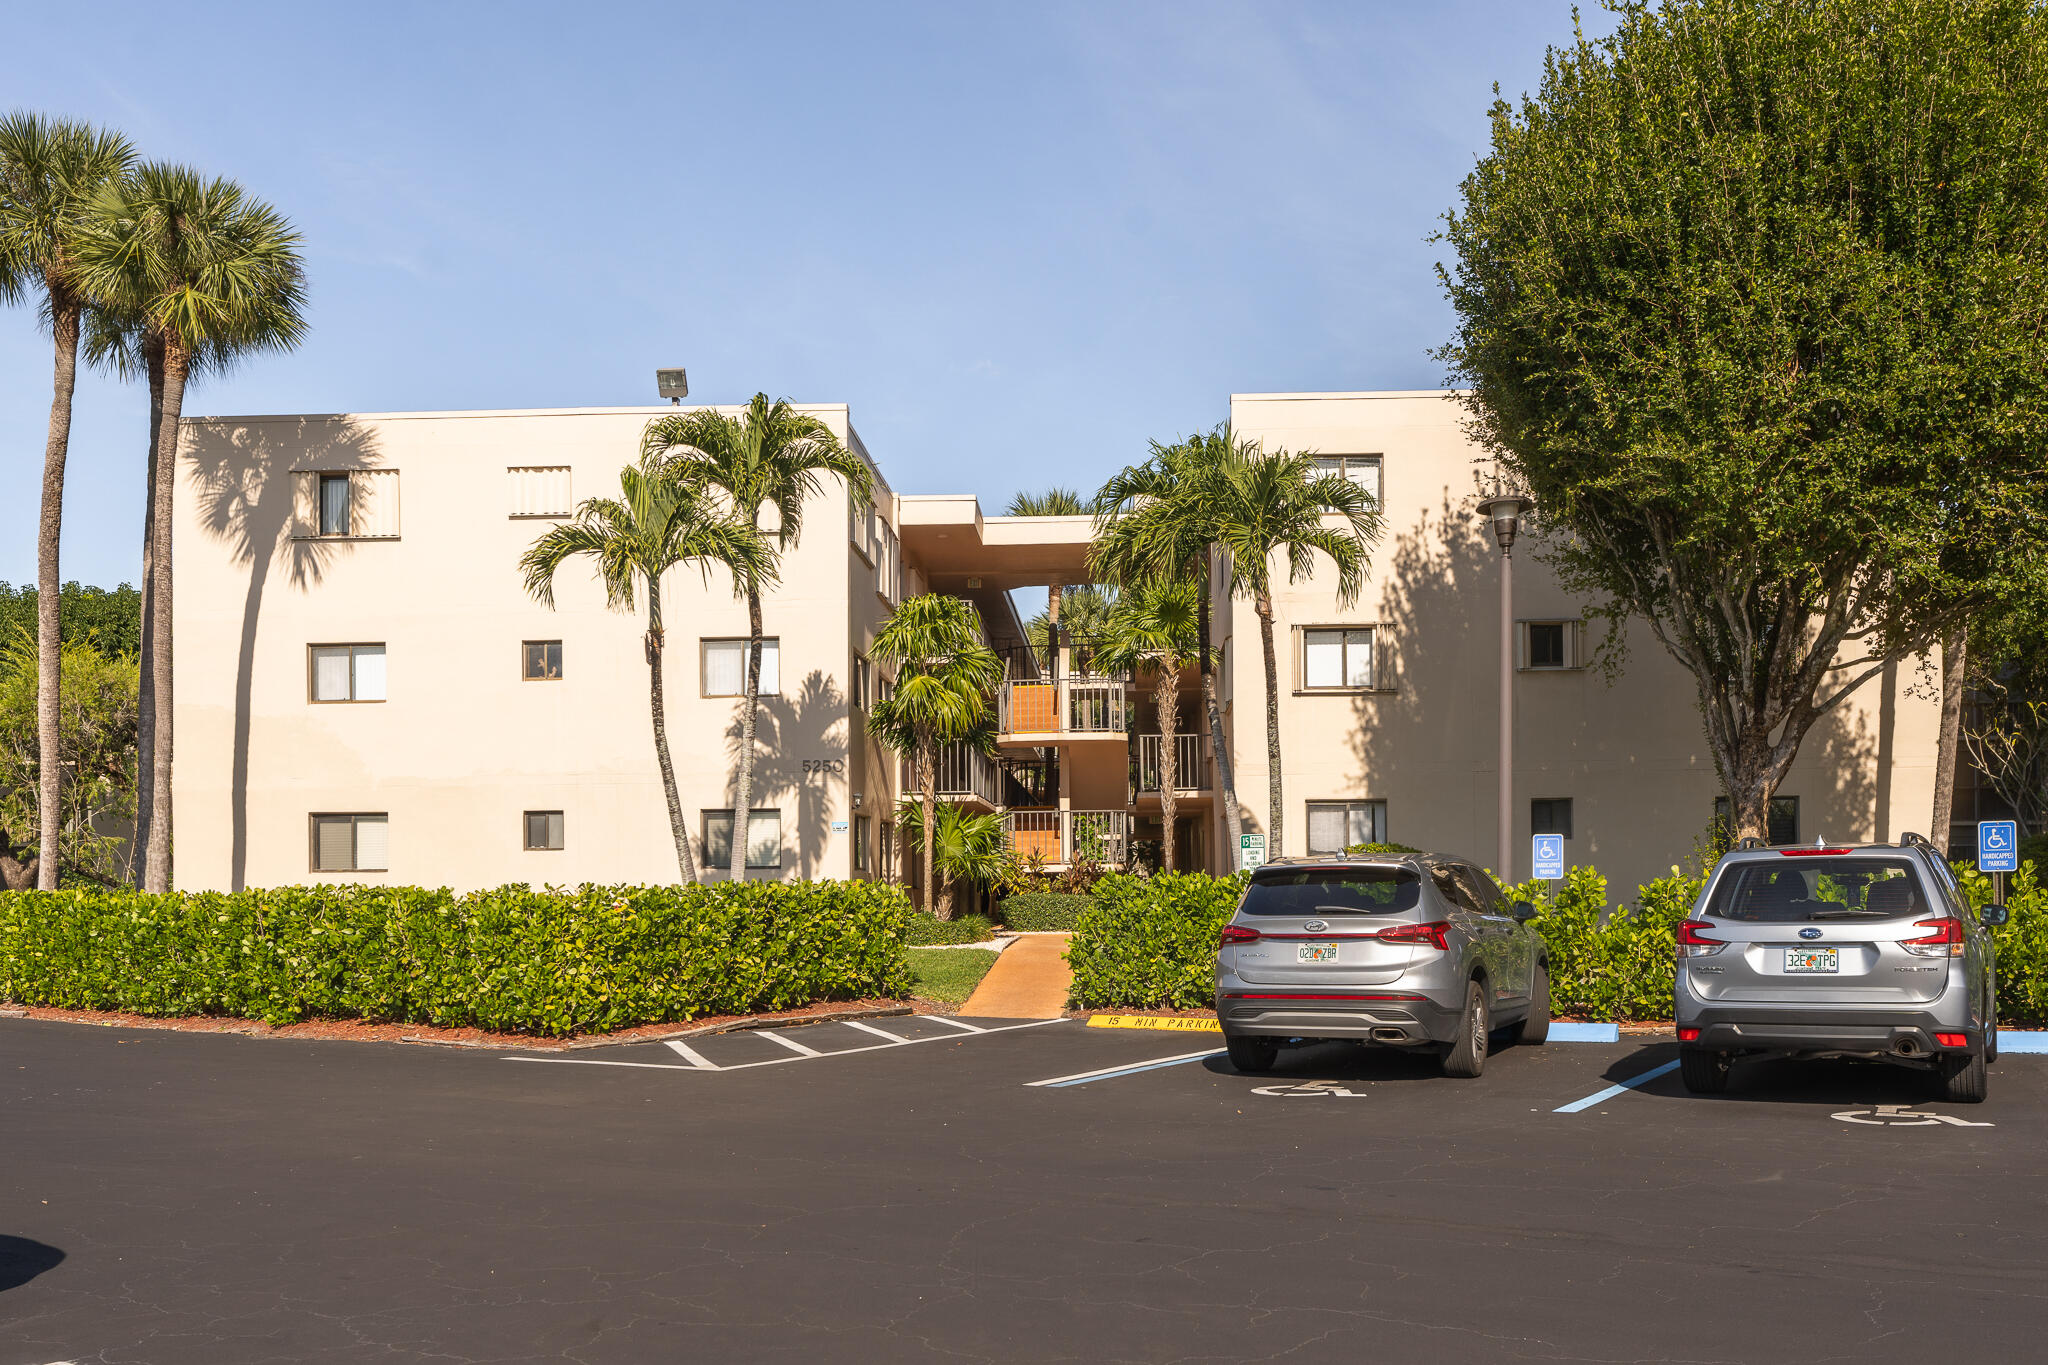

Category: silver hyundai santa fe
[1675, 834, 2006, 1102]
[1213, 853, 1550, 1078]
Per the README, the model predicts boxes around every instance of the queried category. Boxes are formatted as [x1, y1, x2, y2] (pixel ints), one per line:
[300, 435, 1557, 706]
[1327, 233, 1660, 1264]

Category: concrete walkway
[959, 933, 1072, 1018]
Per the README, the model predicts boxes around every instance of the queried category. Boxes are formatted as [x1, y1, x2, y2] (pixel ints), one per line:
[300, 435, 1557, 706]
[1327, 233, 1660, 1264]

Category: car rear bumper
[1680, 1004, 1984, 1057]
[1214, 991, 1463, 1045]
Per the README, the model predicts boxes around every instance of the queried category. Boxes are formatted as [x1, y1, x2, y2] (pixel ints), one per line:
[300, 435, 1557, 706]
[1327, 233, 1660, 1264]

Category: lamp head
[1476, 494, 1534, 553]
[655, 368, 689, 404]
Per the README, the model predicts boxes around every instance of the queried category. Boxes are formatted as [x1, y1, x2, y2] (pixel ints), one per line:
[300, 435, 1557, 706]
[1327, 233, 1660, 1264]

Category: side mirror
[1512, 900, 1538, 924]
[1980, 903, 2010, 929]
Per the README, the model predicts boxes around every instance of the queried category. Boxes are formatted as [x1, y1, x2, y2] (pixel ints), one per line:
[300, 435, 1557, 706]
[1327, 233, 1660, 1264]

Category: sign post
[1239, 832, 1266, 872]
[1979, 819, 2019, 907]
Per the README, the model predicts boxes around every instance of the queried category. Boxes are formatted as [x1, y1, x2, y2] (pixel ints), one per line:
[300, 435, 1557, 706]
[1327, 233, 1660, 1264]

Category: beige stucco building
[170, 390, 1940, 896]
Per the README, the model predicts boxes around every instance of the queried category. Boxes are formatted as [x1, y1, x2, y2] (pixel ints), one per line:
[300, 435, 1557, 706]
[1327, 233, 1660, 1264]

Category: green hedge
[1955, 861, 2048, 1026]
[907, 912, 997, 945]
[1497, 867, 1699, 1021]
[0, 880, 913, 1036]
[1067, 872, 1246, 1009]
[997, 893, 1091, 932]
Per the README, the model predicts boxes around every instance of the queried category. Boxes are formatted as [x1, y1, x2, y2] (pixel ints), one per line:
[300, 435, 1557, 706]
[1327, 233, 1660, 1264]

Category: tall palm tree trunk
[142, 343, 189, 892]
[35, 300, 83, 890]
[919, 733, 941, 918]
[1155, 663, 1178, 872]
[1198, 553, 1242, 869]
[730, 589, 764, 880]
[134, 340, 164, 885]
[644, 588, 697, 882]
[1256, 593, 1283, 856]
[1932, 627, 1967, 854]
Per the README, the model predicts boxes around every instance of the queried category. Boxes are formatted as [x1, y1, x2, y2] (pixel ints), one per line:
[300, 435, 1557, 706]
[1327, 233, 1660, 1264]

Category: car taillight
[1677, 1026, 1701, 1041]
[1934, 1032, 1969, 1049]
[1676, 921, 1726, 957]
[1375, 920, 1451, 951]
[1903, 917, 1965, 957]
[1218, 923, 1260, 947]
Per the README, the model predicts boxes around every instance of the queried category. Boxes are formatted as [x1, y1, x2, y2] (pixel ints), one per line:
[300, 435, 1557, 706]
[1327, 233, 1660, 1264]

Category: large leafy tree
[1438, 0, 2048, 842]
[74, 163, 307, 891]
[0, 112, 135, 889]
[1089, 577, 1206, 870]
[521, 455, 771, 882]
[867, 594, 1004, 917]
[640, 395, 872, 880]
[0, 634, 138, 889]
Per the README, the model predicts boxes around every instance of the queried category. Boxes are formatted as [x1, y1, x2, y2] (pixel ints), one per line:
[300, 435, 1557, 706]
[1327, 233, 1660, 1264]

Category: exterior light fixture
[1477, 493, 1533, 553]
[655, 368, 689, 405]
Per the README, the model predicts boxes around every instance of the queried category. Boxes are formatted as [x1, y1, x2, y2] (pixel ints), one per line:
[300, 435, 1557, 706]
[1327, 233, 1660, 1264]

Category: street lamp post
[1477, 493, 1533, 882]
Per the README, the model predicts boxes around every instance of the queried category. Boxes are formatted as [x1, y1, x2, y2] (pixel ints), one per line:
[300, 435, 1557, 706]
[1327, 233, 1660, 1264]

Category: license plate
[1785, 947, 1838, 974]
[1297, 942, 1340, 964]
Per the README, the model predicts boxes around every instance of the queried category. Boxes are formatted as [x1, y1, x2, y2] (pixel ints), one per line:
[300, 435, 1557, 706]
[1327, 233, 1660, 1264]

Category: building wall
[1223, 391, 1942, 893]
[172, 405, 890, 893]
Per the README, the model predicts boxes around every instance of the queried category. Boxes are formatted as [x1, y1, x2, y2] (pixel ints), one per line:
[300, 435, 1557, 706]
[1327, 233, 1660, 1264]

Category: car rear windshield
[1706, 857, 1931, 922]
[1240, 867, 1422, 916]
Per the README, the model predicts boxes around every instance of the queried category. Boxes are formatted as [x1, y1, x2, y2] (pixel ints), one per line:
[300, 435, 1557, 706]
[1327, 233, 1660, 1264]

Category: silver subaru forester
[1675, 835, 2006, 1102]
[1213, 853, 1550, 1078]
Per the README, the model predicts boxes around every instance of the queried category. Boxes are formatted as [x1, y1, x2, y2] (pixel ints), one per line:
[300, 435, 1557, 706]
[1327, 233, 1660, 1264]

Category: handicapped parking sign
[1532, 834, 1565, 880]
[1979, 820, 2019, 874]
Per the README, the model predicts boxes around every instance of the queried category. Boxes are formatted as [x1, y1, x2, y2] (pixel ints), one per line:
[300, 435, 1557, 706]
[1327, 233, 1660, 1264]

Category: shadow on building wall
[185, 419, 384, 890]
[721, 668, 845, 880]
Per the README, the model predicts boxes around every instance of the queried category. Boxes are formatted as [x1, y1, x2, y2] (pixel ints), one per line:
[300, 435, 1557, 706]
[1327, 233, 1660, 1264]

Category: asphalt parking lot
[4, 1015, 2043, 1364]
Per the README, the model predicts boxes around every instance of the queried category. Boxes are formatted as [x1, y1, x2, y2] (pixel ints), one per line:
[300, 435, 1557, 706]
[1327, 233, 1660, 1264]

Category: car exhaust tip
[1892, 1037, 1920, 1057]
[1371, 1027, 1409, 1043]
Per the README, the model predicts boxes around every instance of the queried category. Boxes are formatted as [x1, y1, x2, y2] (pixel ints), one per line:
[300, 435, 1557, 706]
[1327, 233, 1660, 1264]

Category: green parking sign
[1239, 832, 1266, 870]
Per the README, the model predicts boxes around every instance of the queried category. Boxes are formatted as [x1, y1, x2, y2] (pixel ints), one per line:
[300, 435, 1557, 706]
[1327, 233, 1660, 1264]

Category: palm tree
[893, 799, 1007, 919]
[72, 163, 307, 892]
[640, 395, 872, 881]
[0, 113, 135, 889]
[520, 455, 771, 882]
[1213, 447, 1381, 855]
[1090, 427, 1246, 861]
[1090, 578, 1204, 871]
[1006, 487, 1086, 641]
[867, 594, 1004, 917]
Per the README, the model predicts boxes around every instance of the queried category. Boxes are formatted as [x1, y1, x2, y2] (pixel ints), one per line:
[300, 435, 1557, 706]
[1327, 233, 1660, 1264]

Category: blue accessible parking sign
[1532, 834, 1565, 880]
[1979, 820, 2019, 874]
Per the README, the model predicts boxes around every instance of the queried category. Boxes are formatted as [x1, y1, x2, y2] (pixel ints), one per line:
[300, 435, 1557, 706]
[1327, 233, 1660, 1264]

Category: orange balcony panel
[1011, 824, 1062, 863]
[1009, 683, 1057, 733]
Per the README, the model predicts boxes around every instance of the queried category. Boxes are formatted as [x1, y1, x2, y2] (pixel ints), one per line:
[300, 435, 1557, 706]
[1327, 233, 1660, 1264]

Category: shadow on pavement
[1606, 1042, 1956, 1106]
[0, 1235, 64, 1292]
[1200, 1038, 1451, 1085]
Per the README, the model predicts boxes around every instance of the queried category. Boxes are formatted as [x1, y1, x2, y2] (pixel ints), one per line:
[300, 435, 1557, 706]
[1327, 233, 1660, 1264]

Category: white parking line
[840, 1018, 913, 1043]
[663, 1040, 720, 1070]
[930, 1016, 987, 1033]
[759, 1030, 826, 1057]
[509, 1017, 1068, 1073]
[1027, 1049, 1223, 1088]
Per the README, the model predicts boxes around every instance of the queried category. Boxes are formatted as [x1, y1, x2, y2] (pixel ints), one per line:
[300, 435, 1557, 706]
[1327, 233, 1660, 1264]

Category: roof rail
[1900, 831, 1932, 849]
[1735, 836, 1769, 851]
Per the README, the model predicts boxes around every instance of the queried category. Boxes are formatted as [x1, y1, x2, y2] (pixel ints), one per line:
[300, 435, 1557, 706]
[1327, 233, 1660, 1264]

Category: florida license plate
[1297, 942, 1340, 964]
[1785, 947, 1838, 974]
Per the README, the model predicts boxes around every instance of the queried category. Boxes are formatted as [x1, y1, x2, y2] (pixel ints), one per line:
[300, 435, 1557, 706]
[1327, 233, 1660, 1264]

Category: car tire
[1935, 1047, 1988, 1104]
[1513, 964, 1550, 1046]
[1224, 1033, 1278, 1074]
[1987, 1016, 1999, 1065]
[1679, 1045, 1729, 1095]
[1440, 981, 1489, 1078]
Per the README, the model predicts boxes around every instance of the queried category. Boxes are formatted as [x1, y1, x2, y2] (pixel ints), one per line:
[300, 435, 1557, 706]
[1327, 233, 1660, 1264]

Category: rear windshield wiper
[1805, 908, 1893, 919]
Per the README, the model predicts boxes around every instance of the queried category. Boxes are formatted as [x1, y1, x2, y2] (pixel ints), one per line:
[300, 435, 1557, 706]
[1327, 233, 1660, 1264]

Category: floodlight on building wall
[656, 368, 689, 404]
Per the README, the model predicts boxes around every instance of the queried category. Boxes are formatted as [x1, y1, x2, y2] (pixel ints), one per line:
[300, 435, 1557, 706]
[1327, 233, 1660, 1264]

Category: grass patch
[906, 947, 1001, 1005]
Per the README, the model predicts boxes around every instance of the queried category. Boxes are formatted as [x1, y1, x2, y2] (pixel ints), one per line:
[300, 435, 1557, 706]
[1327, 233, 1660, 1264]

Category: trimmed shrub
[907, 912, 997, 945]
[1067, 871, 1246, 1010]
[0, 880, 913, 1036]
[998, 893, 1090, 932]
[1954, 860, 2048, 1027]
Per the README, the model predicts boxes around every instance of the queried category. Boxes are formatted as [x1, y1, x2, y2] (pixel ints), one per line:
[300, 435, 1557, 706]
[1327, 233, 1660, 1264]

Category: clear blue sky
[1, 0, 1606, 588]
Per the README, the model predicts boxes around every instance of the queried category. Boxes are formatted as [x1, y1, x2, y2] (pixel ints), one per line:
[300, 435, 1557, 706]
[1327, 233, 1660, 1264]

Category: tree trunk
[1155, 662, 1178, 872]
[730, 588, 764, 880]
[920, 732, 941, 919]
[142, 344, 188, 893]
[1256, 593, 1283, 856]
[1198, 549, 1242, 869]
[134, 338, 165, 886]
[645, 587, 697, 881]
[36, 301, 82, 890]
[1932, 627, 1967, 855]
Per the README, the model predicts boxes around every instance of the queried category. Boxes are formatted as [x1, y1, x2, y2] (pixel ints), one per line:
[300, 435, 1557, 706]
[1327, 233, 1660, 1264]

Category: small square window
[1520, 620, 1582, 670]
[318, 473, 352, 536]
[703, 638, 779, 696]
[1532, 798, 1573, 839]
[1714, 796, 1800, 846]
[311, 813, 388, 872]
[309, 644, 386, 702]
[1306, 800, 1387, 853]
[703, 809, 783, 869]
[524, 810, 565, 850]
[523, 640, 563, 681]
[1302, 628, 1374, 690]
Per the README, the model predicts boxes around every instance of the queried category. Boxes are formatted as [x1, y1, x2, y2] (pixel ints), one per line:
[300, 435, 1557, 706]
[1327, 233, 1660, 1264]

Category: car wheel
[1440, 981, 1489, 1078]
[1513, 964, 1550, 1046]
[1935, 1046, 1988, 1104]
[1224, 1033, 1278, 1074]
[1679, 1045, 1729, 1095]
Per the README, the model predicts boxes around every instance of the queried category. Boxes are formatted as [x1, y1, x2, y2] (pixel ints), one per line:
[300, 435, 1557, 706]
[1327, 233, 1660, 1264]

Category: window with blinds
[293, 469, 400, 539]
[702, 638, 779, 696]
[509, 466, 572, 518]
[1302, 628, 1375, 690]
[524, 810, 565, 851]
[309, 644, 386, 702]
[311, 813, 388, 872]
[702, 809, 782, 869]
[1311, 454, 1383, 503]
[1306, 800, 1388, 853]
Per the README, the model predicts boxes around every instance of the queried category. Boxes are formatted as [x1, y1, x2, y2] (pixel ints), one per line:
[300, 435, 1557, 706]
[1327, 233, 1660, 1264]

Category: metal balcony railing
[1002, 809, 1129, 868]
[1138, 733, 1210, 793]
[902, 742, 1001, 807]
[999, 677, 1128, 736]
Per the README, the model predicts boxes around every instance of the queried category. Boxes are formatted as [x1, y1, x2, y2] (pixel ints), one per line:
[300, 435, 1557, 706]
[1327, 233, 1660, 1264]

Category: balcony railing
[902, 742, 1001, 807]
[1138, 733, 1210, 793]
[999, 676, 1128, 737]
[1003, 809, 1129, 868]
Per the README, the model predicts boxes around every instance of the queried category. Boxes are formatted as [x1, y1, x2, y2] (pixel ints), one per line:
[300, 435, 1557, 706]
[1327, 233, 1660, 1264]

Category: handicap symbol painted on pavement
[1830, 1103, 1992, 1128]
[1251, 1080, 1370, 1098]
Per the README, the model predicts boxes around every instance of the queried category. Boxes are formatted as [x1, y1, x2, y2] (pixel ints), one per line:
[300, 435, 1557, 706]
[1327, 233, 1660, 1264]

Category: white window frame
[1311, 454, 1383, 504]
[1305, 800, 1388, 854]
[702, 637, 780, 697]
[1518, 619, 1586, 671]
[702, 808, 783, 870]
[309, 643, 387, 703]
[507, 465, 573, 519]
[1299, 626, 1376, 692]
[310, 813, 389, 873]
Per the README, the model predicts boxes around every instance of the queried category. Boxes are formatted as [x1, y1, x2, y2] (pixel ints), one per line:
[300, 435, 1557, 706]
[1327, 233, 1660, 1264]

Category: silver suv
[1213, 853, 1550, 1078]
[1675, 835, 2007, 1102]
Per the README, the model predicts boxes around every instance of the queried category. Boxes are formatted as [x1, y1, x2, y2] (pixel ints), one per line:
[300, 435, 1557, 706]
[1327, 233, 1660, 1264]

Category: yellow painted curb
[1085, 1014, 1222, 1033]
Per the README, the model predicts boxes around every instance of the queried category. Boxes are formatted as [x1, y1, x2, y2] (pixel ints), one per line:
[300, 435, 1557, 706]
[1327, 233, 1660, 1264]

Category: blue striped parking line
[1554, 1058, 1682, 1113]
